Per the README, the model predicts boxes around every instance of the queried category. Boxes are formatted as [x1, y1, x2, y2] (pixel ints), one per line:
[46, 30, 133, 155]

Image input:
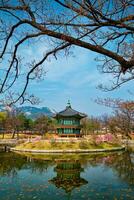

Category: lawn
[15, 140, 121, 150]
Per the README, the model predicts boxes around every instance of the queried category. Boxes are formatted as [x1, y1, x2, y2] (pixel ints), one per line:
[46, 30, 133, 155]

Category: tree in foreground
[0, 0, 133, 104]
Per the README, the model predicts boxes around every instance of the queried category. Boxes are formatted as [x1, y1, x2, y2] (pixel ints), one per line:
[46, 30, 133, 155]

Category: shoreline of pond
[11, 146, 125, 153]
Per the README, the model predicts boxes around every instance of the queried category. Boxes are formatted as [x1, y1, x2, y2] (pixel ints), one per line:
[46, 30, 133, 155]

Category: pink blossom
[95, 134, 114, 144]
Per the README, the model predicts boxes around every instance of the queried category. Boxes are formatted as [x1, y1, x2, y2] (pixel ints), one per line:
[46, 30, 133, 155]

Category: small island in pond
[0, 101, 127, 153]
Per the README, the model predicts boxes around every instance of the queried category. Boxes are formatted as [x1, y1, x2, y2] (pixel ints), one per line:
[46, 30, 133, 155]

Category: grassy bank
[16, 140, 121, 150]
[0, 133, 40, 139]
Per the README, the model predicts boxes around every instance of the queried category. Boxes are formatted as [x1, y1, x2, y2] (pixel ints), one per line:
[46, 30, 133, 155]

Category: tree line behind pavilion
[0, 99, 134, 140]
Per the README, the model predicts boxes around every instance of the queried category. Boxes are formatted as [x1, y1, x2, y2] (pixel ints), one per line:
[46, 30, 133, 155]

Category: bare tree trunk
[17, 131, 19, 140]
[2, 131, 4, 139]
[12, 130, 16, 139]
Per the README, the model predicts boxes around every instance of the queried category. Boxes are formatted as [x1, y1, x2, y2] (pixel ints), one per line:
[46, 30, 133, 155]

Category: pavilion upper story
[53, 101, 87, 136]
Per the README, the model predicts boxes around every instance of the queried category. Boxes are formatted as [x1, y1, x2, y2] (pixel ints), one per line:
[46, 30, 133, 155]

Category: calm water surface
[0, 151, 134, 200]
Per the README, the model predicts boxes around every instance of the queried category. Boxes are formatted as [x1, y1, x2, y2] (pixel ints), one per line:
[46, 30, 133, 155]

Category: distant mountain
[0, 105, 54, 119]
[18, 106, 54, 119]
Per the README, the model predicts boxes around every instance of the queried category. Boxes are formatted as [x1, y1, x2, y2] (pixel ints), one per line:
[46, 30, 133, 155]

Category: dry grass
[0, 133, 58, 139]
[16, 140, 120, 150]
[130, 134, 134, 140]
[0, 133, 39, 139]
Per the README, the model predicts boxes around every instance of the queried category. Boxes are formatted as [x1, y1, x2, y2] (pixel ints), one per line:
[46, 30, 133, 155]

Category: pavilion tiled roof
[54, 101, 87, 119]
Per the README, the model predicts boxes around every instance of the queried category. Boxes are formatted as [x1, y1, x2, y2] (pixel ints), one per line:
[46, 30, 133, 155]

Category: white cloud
[45, 47, 96, 81]
[8, 39, 134, 116]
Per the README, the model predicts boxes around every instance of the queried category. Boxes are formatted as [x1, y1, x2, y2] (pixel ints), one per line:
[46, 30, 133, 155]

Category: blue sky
[23, 43, 133, 116]
[0, 1, 133, 116]
[0, 33, 133, 116]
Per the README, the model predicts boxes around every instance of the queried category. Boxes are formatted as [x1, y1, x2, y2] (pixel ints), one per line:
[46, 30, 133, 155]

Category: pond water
[0, 151, 134, 200]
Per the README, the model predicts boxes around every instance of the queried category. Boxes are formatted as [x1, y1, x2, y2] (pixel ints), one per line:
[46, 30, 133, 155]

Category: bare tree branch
[0, 0, 133, 104]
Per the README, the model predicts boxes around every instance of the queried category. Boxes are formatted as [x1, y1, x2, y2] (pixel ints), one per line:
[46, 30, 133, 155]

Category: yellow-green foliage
[0, 133, 40, 139]
[0, 133, 57, 139]
[0, 112, 7, 121]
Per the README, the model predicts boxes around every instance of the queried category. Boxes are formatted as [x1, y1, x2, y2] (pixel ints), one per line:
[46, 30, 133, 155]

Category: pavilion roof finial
[67, 100, 71, 108]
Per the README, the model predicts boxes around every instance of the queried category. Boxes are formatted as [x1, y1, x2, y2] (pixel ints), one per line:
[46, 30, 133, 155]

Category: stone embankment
[0, 139, 19, 152]
[122, 140, 134, 146]
[11, 146, 125, 153]
[0, 138, 128, 153]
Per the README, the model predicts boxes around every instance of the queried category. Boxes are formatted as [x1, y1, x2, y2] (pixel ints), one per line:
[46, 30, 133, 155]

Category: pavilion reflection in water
[49, 160, 88, 193]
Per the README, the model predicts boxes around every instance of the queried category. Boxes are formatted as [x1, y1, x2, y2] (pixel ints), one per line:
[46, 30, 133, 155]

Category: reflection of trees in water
[108, 151, 134, 185]
[83, 151, 134, 185]
[28, 158, 53, 174]
[0, 153, 26, 177]
[81, 153, 118, 168]
[0, 153, 53, 177]
[49, 160, 88, 193]
[0, 151, 134, 186]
